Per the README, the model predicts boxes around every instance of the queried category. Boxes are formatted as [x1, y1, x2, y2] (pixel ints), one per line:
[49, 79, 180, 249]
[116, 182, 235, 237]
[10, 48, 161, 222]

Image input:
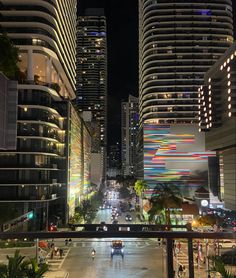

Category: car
[48, 223, 57, 231]
[218, 240, 236, 249]
[221, 249, 236, 265]
[125, 214, 132, 221]
[99, 204, 106, 210]
[112, 220, 119, 224]
[111, 215, 118, 220]
[111, 240, 124, 258]
[97, 222, 107, 232]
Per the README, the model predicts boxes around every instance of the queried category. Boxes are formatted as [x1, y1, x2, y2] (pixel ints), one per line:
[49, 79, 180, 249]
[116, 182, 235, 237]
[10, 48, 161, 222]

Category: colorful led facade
[68, 106, 83, 217]
[83, 124, 91, 195]
[68, 105, 91, 217]
[144, 122, 215, 196]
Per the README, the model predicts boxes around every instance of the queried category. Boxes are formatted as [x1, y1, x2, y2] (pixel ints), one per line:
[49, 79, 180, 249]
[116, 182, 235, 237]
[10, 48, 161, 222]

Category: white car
[218, 240, 236, 249]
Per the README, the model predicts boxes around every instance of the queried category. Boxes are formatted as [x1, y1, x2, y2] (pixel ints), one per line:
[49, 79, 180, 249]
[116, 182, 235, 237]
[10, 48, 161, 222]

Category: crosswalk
[71, 241, 157, 248]
[46, 247, 70, 271]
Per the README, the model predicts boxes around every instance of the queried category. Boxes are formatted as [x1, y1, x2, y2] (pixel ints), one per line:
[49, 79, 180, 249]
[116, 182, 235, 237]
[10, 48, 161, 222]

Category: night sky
[78, 1, 236, 147]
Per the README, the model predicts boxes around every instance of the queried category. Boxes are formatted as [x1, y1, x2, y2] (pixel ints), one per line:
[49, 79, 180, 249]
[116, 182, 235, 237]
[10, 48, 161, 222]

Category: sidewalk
[44, 270, 69, 278]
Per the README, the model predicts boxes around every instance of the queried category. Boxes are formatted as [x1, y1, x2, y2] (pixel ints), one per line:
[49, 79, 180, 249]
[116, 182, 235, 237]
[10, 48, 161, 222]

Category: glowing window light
[208, 78, 211, 82]
[199, 128, 201, 132]
[228, 96, 231, 101]
[198, 93, 201, 97]
[205, 113, 207, 117]
[206, 118, 208, 123]
[228, 89, 231, 94]
[208, 85, 211, 89]
[227, 58, 230, 63]
[198, 123, 201, 127]
[204, 107, 206, 111]
[227, 67, 230, 72]
[228, 73, 231, 79]
[220, 65, 223, 70]
[228, 112, 232, 117]
[198, 99, 201, 104]
[200, 86, 203, 90]
[198, 111, 201, 115]
[228, 104, 231, 109]
[198, 117, 201, 120]
[224, 62, 226, 67]
[203, 102, 205, 106]
[231, 54, 234, 60]
[209, 116, 212, 121]
[209, 90, 211, 95]
[209, 110, 212, 115]
[228, 81, 231, 86]
[207, 124, 209, 128]
[210, 123, 212, 127]
[209, 104, 212, 108]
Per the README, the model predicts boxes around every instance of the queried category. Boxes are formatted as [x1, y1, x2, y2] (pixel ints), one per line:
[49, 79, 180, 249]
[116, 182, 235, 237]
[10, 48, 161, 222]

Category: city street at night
[62, 239, 166, 278]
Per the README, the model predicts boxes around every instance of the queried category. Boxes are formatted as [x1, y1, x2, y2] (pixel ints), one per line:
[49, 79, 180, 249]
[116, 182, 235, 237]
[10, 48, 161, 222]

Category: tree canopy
[0, 35, 19, 79]
[134, 180, 147, 197]
[148, 184, 182, 225]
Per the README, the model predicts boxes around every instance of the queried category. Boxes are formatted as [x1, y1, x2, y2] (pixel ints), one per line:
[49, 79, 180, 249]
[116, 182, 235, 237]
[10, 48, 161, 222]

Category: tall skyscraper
[199, 43, 236, 210]
[76, 9, 107, 178]
[0, 0, 90, 230]
[138, 0, 233, 195]
[139, 0, 233, 124]
[121, 95, 139, 177]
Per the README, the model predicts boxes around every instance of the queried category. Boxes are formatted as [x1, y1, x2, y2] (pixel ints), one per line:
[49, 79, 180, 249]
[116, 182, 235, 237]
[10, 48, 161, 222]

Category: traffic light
[27, 211, 34, 220]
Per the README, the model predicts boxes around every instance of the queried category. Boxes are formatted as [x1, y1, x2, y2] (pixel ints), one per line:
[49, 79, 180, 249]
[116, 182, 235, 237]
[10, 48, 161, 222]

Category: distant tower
[76, 8, 107, 180]
[121, 95, 139, 177]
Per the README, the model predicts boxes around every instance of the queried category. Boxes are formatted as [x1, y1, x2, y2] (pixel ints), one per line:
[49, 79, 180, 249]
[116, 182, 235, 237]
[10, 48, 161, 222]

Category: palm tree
[134, 180, 147, 197]
[0, 250, 48, 278]
[21, 258, 48, 278]
[209, 256, 234, 278]
[0, 250, 25, 278]
[148, 184, 182, 226]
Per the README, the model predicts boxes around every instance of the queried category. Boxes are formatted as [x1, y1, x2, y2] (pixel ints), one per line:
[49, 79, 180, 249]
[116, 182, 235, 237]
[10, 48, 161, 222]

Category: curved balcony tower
[0, 0, 77, 229]
[139, 0, 233, 124]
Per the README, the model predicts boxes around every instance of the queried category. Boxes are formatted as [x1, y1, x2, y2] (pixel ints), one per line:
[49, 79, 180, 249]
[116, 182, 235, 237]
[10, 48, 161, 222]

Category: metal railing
[0, 226, 235, 278]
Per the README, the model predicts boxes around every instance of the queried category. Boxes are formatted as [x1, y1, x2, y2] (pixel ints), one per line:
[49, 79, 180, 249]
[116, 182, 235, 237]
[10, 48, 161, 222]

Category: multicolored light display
[144, 123, 215, 194]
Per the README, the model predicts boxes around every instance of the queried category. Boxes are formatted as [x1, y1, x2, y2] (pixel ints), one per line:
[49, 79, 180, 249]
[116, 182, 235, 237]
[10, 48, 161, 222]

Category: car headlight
[121, 248, 124, 252]
[112, 248, 114, 252]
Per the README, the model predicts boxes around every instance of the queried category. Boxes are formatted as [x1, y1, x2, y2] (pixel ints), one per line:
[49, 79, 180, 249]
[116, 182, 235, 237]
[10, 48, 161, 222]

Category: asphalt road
[63, 238, 166, 278]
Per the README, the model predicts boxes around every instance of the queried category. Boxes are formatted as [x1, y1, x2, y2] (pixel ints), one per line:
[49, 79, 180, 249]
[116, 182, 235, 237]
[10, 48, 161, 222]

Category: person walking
[91, 248, 96, 260]
[178, 264, 183, 277]
[59, 248, 63, 259]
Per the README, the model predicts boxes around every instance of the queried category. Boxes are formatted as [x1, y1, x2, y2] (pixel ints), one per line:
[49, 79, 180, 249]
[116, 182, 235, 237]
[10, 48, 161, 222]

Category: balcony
[0, 194, 59, 202]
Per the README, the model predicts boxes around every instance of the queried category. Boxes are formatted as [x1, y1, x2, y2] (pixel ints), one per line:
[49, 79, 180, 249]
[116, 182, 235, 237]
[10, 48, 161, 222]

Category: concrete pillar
[46, 57, 52, 83]
[27, 49, 34, 81]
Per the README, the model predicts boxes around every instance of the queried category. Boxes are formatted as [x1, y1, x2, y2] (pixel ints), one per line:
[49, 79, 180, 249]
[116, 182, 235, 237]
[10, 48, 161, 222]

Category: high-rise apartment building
[138, 0, 233, 195]
[76, 9, 107, 152]
[0, 0, 91, 230]
[199, 43, 236, 210]
[139, 0, 233, 123]
[121, 95, 139, 177]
